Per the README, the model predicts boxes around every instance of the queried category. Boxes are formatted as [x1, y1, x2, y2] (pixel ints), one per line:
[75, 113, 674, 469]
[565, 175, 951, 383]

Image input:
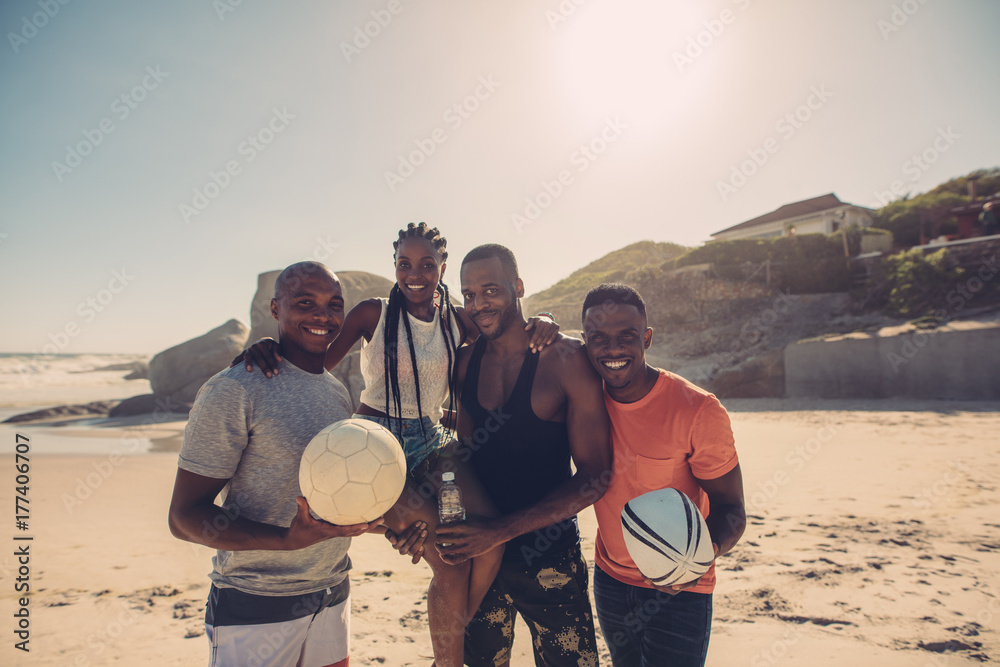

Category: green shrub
[668, 232, 851, 294]
[880, 248, 964, 317]
[869, 168, 1000, 248]
[870, 191, 967, 247]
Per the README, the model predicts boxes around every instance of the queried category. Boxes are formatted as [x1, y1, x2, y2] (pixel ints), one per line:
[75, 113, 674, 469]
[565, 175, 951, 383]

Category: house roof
[711, 193, 848, 237]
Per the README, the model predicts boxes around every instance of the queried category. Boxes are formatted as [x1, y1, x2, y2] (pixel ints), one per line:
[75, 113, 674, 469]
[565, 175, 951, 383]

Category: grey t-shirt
[178, 358, 354, 596]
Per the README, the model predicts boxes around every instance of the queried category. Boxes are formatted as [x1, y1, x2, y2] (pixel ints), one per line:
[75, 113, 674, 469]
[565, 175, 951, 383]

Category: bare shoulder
[352, 297, 383, 318]
[347, 297, 383, 330]
[538, 334, 597, 381]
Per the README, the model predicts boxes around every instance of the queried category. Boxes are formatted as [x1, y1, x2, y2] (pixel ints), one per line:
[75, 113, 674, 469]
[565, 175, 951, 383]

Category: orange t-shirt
[594, 369, 738, 595]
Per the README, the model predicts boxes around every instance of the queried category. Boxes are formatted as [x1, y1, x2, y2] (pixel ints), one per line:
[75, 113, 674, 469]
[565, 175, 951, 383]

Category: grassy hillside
[523, 240, 688, 324]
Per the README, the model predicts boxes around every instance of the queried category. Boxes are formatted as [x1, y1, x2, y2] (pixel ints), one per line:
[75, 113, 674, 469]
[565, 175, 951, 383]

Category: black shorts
[464, 544, 598, 667]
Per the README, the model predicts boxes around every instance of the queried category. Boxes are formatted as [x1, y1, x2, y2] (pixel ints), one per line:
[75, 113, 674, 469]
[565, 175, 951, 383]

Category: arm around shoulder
[323, 298, 382, 371]
[560, 340, 613, 505]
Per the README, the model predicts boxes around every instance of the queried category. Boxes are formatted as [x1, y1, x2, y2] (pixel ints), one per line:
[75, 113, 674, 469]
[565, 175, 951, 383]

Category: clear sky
[1, 0, 998, 354]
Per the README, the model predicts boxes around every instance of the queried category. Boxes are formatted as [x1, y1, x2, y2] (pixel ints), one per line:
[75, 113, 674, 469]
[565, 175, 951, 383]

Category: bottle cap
[441, 472, 455, 482]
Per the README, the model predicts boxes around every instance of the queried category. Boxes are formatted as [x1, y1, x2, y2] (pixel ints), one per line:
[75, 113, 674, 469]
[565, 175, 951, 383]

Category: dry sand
[1, 387, 999, 665]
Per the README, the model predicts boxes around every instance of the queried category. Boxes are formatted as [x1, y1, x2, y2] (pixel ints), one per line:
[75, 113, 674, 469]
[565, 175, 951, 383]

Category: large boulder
[149, 319, 249, 405]
[108, 394, 193, 418]
[246, 270, 283, 345]
[2, 401, 119, 423]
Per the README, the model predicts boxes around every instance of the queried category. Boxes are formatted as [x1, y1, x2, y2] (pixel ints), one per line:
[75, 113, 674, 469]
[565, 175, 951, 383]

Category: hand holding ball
[299, 418, 407, 525]
[621, 488, 715, 587]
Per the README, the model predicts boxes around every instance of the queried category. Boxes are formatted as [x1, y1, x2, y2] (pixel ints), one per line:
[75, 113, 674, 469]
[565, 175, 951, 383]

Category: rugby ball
[620, 488, 715, 587]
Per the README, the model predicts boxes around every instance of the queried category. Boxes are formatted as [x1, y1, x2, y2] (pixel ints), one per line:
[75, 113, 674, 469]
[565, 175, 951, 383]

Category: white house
[711, 193, 874, 241]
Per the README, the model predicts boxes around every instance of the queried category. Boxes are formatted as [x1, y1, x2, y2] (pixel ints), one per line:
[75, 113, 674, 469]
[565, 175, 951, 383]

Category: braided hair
[383, 222, 466, 440]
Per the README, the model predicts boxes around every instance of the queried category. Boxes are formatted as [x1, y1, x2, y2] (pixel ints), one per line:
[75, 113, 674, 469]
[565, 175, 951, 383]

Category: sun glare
[553, 1, 715, 129]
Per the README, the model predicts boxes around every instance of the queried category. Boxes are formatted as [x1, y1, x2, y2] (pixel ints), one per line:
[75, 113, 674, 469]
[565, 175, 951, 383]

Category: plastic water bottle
[438, 471, 466, 525]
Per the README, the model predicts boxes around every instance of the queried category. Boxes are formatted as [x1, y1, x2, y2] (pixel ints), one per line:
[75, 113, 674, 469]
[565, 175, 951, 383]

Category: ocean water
[0, 352, 151, 409]
[0, 353, 158, 455]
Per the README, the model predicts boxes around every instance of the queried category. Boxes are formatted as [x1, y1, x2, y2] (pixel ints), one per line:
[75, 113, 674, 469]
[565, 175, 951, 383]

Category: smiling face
[394, 237, 444, 305]
[582, 303, 653, 398]
[270, 266, 344, 372]
[460, 256, 523, 340]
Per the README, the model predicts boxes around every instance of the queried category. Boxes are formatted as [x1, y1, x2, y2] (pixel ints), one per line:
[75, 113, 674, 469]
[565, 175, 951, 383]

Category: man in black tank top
[435, 244, 612, 667]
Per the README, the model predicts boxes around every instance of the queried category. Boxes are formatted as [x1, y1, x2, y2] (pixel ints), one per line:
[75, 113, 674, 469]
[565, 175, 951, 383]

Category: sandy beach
[1, 355, 998, 666]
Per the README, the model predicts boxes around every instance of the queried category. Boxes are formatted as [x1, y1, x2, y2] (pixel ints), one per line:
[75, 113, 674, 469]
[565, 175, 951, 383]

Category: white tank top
[359, 298, 462, 423]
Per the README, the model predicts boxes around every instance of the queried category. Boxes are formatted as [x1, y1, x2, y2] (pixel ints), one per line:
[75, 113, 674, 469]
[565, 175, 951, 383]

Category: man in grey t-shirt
[169, 262, 381, 667]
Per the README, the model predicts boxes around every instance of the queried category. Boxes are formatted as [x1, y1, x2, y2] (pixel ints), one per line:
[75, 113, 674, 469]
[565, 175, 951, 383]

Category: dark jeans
[464, 545, 598, 667]
[593, 566, 712, 667]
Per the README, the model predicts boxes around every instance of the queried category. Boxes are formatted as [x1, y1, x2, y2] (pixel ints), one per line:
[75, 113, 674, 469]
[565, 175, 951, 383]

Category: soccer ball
[299, 418, 407, 525]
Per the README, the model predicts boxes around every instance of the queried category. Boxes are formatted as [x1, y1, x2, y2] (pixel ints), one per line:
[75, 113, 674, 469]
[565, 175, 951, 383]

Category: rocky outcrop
[2, 401, 120, 423]
[246, 270, 283, 346]
[108, 394, 192, 418]
[124, 362, 149, 380]
[708, 349, 785, 398]
[148, 319, 249, 405]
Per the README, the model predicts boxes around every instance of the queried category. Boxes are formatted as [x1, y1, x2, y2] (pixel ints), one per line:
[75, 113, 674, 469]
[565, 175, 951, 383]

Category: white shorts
[206, 585, 350, 667]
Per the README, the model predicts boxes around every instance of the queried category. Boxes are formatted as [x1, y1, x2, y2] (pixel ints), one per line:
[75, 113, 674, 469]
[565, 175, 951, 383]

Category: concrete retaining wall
[785, 321, 1000, 399]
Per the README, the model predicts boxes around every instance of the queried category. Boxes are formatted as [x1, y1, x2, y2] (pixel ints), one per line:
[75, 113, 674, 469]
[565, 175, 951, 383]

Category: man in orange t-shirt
[581, 283, 746, 667]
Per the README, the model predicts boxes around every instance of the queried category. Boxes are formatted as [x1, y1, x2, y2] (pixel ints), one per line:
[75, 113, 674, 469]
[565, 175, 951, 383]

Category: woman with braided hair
[238, 222, 559, 666]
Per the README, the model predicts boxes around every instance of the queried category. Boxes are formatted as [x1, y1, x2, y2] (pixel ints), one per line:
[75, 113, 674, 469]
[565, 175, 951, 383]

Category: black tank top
[461, 337, 580, 563]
